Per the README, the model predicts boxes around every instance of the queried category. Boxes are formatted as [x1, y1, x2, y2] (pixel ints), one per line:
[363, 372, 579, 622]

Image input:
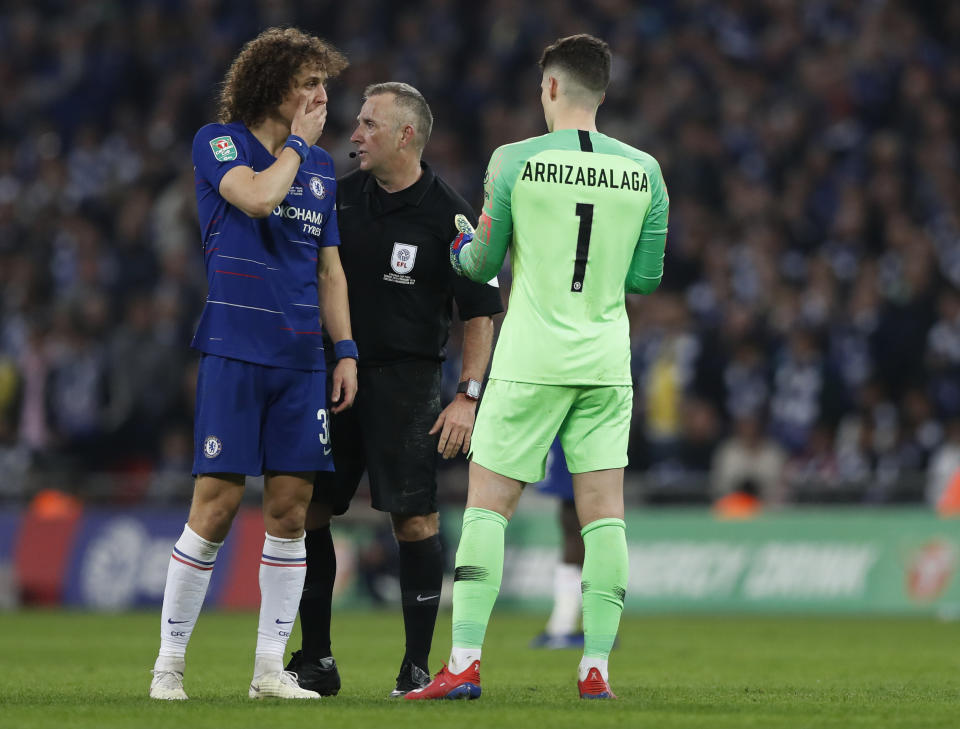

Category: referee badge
[390, 242, 418, 275]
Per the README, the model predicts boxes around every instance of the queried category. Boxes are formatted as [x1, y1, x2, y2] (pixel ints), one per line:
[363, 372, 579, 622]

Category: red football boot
[578, 667, 617, 699]
[404, 661, 481, 700]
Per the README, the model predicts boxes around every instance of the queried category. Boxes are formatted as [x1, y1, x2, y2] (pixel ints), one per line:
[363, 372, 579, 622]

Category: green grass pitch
[1, 610, 958, 728]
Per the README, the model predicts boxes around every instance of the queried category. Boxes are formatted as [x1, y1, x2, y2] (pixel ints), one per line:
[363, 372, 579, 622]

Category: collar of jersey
[361, 160, 434, 210]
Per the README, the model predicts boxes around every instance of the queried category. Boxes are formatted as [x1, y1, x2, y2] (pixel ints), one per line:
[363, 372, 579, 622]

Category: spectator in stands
[712, 413, 787, 504]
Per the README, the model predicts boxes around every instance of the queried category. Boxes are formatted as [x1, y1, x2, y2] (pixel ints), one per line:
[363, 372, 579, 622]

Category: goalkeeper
[408, 33, 668, 701]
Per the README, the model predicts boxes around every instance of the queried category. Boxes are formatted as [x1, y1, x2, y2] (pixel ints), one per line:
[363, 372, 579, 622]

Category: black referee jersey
[334, 161, 503, 367]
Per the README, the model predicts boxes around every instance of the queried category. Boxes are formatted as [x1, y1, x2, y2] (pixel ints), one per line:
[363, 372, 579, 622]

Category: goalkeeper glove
[450, 213, 475, 276]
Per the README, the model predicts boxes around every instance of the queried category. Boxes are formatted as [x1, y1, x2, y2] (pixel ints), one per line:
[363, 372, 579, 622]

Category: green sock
[581, 518, 628, 659]
[451, 507, 508, 649]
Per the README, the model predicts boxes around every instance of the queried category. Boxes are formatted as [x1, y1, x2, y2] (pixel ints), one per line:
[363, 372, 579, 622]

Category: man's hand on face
[292, 93, 327, 147]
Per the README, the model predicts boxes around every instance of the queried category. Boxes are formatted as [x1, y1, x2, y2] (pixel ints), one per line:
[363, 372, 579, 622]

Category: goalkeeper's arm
[450, 146, 512, 282]
[625, 228, 666, 295]
[450, 212, 509, 283]
[627, 158, 669, 295]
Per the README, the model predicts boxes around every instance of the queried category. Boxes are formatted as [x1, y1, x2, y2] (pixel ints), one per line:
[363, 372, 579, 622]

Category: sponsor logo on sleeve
[209, 136, 237, 162]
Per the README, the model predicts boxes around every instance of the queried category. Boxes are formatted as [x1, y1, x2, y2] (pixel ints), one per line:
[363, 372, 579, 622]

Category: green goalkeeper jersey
[460, 128, 668, 385]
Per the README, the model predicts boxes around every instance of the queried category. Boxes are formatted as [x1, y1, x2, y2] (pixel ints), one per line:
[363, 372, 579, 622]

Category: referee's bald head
[363, 82, 433, 153]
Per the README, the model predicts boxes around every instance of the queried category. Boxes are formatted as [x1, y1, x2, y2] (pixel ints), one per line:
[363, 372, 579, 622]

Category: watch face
[466, 380, 481, 399]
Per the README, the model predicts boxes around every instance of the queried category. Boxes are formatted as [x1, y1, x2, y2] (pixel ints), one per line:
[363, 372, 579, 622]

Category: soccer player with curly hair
[149, 27, 356, 701]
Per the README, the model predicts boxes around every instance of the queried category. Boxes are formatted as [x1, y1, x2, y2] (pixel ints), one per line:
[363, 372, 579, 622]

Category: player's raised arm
[452, 148, 513, 283]
[219, 91, 329, 218]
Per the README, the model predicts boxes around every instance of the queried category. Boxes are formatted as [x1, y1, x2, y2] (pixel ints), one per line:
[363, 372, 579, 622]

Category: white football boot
[150, 668, 188, 700]
[249, 670, 321, 699]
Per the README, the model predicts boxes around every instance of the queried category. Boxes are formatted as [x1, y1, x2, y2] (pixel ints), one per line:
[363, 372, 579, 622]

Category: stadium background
[0, 0, 959, 617]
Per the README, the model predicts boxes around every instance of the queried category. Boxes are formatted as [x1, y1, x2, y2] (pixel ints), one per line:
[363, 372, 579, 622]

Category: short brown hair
[217, 27, 348, 126]
[538, 34, 611, 95]
[363, 82, 434, 151]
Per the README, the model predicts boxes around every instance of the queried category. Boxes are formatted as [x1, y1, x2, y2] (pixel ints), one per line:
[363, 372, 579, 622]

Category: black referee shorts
[312, 360, 441, 516]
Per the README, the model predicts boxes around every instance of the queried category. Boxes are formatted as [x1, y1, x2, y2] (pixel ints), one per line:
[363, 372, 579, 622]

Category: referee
[286, 83, 503, 698]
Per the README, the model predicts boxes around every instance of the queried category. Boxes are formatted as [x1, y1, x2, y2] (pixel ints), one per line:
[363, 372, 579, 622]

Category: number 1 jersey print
[461, 129, 669, 386]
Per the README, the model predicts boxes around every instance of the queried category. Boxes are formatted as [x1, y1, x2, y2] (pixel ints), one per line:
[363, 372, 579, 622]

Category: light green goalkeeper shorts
[469, 379, 633, 483]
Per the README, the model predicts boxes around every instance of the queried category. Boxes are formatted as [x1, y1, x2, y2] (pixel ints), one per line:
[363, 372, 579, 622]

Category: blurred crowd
[0, 0, 958, 506]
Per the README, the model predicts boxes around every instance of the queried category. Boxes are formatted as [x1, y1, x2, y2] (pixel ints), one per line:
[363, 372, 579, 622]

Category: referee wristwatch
[457, 379, 482, 401]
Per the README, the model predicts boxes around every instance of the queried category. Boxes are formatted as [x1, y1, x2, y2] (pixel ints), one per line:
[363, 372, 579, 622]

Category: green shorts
[470, 379, 632, 483]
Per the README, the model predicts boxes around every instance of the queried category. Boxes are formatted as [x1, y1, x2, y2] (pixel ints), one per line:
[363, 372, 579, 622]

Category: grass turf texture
[1, 611, 957, 728]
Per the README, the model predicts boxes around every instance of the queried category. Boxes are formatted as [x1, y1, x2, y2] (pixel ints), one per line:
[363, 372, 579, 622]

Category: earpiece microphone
[349, 152, 357, 158]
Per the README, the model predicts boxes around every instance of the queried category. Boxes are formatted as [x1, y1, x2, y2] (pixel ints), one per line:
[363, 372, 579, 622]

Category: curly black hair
[217, 27, 348, 127]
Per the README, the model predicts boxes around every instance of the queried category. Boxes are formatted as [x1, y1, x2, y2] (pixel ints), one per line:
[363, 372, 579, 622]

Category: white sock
[578, 656, 609, 681]
[158, 524, 222, 659]
[254, 654, 283, 678]
[254, 532, 307, 674]
[449, 647, 481, 674]
[153, 655, 185, 674]
[545, 562, 582, 636]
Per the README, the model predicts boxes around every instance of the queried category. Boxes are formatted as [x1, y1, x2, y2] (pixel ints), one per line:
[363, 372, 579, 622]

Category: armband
[283, 134, 309, 164]
[334, 339, 359, 362]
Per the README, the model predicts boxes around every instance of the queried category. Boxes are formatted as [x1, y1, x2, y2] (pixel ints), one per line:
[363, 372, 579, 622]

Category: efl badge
[390, 242, 418, 275]
[309, 176, 326, 199]
[209, 136, 237, 162]
[203, 435, 222, 459]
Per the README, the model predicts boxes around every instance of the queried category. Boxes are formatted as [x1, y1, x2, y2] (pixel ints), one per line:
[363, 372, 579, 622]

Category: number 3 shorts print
[192, 353, 333, 476]
[469, 379, 632, 483]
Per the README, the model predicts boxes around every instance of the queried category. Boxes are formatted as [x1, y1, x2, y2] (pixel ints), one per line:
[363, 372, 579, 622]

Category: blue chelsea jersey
[190, 122, 341, 371]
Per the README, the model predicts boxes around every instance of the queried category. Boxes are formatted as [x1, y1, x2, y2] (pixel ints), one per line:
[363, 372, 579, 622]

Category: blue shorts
[192, 354, 334, 476]
[532, 438, 574, 501]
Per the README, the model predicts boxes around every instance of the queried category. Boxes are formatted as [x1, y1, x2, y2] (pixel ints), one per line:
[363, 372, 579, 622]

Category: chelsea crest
[203, 435, 222, 459]
[309, 176, 326, 199]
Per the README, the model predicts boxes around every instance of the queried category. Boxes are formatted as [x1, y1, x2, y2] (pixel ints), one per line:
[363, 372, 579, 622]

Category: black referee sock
[299, 525, 336, 660]
[398, 534, 444, 671]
